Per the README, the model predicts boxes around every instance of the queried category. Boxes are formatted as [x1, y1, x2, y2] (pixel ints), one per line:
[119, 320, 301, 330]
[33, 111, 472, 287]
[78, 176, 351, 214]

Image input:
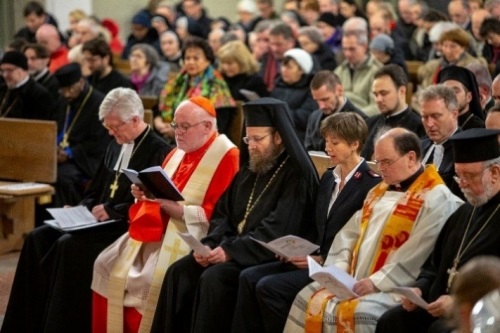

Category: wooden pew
[144, 109, 154, 127]
[406, 60, 423, 86]
[227, 101, 245, 148]
[141, 96, 158, 110]
[113, 57, 131, 77]
[0, 118, 57, 254]
[308, 151, 332, 178]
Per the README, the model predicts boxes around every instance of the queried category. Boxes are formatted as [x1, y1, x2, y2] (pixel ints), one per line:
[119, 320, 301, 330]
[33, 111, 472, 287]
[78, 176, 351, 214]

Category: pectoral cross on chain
[447, 259, 459, 292]
[60, 134, 69, 149]
[109, 179, 119, 198]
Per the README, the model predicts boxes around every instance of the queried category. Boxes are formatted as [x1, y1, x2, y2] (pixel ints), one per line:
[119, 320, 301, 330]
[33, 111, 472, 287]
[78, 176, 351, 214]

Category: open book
[122, 166, 184, 201]
[308, 256, 359, 300]
[177, 232, 210, 256]
[390, 287, 429, 309]
[44, 206, 118, 231]
[251, 235, 320, 259]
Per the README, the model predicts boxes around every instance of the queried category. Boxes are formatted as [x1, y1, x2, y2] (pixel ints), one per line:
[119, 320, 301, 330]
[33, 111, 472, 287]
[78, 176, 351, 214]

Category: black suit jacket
[304, 99, 367, 151]
[421, 134, 463, 199]
[312, 160, 381, 257]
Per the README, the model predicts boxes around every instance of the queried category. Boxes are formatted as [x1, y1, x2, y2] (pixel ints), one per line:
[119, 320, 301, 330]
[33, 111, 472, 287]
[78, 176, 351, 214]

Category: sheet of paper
[44, 219, 117, 231]
[308, 256, 359, 300]
[250, 235, 320, 259]
[390, 287, 429, 309]
[47, 206, 97, 228]
[177, 232, 210, 256]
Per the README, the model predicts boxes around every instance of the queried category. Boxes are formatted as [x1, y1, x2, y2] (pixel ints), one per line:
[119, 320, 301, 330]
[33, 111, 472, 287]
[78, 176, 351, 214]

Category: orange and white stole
[305, 165, 443, 333]
[105, 135, 235, 333]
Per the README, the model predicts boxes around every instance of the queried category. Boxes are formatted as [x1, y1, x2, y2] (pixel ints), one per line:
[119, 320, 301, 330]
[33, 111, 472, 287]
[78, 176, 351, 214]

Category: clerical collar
[389, 166, 424, 192]
[33, 68, 49, 81]
[385, 106, 408, 119]
[433, 127, 459, 145]
[12, 75, 30, 89]
[132, 125, 150, 144]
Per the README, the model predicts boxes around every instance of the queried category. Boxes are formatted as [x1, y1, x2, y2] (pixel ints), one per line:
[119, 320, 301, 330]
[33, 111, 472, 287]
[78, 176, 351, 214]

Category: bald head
[35, 24, 62, 54]
[493, 74, 500, 104]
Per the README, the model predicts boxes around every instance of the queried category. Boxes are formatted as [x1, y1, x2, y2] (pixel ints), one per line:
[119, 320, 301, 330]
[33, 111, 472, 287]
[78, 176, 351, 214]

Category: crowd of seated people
[2, 0, 500, 332]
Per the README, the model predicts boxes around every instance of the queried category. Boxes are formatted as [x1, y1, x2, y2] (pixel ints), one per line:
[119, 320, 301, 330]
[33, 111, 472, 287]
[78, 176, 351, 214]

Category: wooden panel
[141, 96, 157, 110]
[406, 61, 423, 85]
[0, 118, 57, 183]
[144, 109, 154, 127]
[114, 58, 131, 76]
[308, 151, 333, 178]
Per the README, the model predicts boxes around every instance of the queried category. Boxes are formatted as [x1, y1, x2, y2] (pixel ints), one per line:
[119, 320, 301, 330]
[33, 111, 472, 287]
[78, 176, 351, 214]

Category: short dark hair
[375, 127, 422, 161]
[270, 23, 294, 40]
[23, 43, 50, 59]
[480, 17, 500, 39]
[182, 36, 215, 64]
[23, 1, 45, 17]
[82, 38, 113, 65]
[310, 70, 341, 90]
[421, 9, 449, 23]
[320, 112, 368, 153]
[374, 64, 408, 88]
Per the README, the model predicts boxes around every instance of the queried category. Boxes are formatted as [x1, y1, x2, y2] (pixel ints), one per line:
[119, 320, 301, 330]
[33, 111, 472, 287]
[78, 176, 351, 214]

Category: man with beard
[376, 128, 500, 333]
[82, 38, 132, 95]
[437, 65, 485, 130]
[1, 88, 172, 333]
[361, 64, 425, 160]
[0, 51, 54, 119]
[150, 97, 319, 333]
[304, 70, 366, 151]
[23, 43, 59, 99]
[91, 96, 240, 333]
[419, 85, 462, 198]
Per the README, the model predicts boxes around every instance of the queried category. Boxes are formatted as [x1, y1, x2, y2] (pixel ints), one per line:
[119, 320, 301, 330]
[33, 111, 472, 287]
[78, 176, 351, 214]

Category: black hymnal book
[122, 166, 184, 201]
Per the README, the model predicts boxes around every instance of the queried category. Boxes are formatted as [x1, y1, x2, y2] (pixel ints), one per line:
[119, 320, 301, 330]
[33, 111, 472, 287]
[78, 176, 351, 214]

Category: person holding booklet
[2, 87, 172, 333]
[150, 97, 319, 333]
[284, 127, 463, 333]
[91, 96, 240, 333]
[376, 128, 500, 333]
[232, 112, 381, 333]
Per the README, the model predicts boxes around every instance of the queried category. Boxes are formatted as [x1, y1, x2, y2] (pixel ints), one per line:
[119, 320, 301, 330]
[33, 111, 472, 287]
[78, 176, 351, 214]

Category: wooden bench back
[0, 118, 57, 183]
[144, 109, 154, 127]
[141, 96, 157, 110]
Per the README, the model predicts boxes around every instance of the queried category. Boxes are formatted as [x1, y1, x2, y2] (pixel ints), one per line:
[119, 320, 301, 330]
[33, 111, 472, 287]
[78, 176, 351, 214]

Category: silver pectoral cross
[447, 262, 458, 292]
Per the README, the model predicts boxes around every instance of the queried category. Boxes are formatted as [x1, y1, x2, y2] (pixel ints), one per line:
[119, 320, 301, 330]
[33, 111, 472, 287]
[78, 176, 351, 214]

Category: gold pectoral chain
[237, 156, 289, 234]
[447, 203, 500, 291]
[109, 126, 151, 199]
[59, 87, 93, 149]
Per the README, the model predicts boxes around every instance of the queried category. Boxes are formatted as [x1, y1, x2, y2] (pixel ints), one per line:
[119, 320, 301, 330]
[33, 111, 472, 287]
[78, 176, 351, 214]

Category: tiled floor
[0, 251, 19, 329]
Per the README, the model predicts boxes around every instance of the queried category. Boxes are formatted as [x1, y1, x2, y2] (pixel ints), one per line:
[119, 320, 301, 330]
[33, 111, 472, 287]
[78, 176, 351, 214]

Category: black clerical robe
[458, 110, 485, 130]
[151, 151, 318, 333]
[304, 99, 366, 151]
[88, 69, 133, 95]
[54, 85, 109, 206]
[35, 69, 60, 101]
[1, 128, 171, 333]
[376, 192, 500, 333]
[361, 108, 425, 160]
[0, 78, 54, 120]
[231, 160, 381, 333]
[421, 135, 463, 199]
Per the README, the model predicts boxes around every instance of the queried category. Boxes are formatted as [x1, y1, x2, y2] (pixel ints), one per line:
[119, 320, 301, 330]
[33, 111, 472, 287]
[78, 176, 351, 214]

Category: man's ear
[273, 131, 283, 145]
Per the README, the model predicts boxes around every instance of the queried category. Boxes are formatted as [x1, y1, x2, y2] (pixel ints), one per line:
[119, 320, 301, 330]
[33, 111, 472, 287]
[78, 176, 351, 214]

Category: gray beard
[462, 180, 495, 207]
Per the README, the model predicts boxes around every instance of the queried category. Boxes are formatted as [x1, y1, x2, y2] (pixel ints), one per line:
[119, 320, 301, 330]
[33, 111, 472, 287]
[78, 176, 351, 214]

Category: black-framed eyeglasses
[170, 120, 206, 133]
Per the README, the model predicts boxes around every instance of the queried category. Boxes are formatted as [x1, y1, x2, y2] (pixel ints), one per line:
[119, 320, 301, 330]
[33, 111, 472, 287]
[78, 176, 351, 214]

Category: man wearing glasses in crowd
[285, 127, 461, 333]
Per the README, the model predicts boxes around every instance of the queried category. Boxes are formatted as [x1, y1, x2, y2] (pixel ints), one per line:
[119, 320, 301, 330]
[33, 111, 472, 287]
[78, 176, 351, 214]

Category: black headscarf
[438, 66, 484, 120]
[241, 97, 319, 199]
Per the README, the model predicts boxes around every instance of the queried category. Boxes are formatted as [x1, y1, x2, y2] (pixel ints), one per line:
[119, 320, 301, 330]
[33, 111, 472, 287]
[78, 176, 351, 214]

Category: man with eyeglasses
[2, 88, 172, 333]
[0, 50, 54, 120]
[150, 97, 318, 333]
[376, 128, 500, 333]
[285, 127, 461, 333]
[52, 62, 109, 207]
[91, 96, 239, 333]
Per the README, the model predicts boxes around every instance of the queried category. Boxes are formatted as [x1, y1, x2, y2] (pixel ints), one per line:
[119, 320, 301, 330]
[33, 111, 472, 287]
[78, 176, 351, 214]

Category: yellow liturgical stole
[305, 165, 443, 333]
